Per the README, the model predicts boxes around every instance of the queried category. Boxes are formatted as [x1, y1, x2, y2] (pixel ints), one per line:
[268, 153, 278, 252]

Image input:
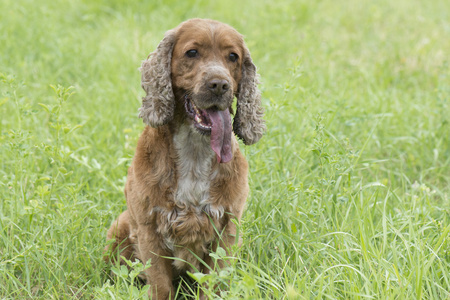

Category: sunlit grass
[1, 0, 449, 298]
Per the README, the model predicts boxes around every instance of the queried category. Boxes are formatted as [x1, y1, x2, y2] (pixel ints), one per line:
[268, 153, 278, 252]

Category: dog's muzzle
[185, 95, 232, 163]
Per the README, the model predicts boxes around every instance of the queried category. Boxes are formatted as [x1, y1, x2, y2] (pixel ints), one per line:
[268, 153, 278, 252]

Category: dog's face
[139, 19, 265, 162]
[171, 20, 243, 114]
[171, 20, 246, 162]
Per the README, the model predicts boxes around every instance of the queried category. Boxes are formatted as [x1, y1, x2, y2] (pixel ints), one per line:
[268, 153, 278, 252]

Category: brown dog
[105, 18, 265, 299]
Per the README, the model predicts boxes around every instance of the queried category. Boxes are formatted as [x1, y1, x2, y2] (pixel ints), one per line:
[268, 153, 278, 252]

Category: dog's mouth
[185, 95, 213, 133]
[185, 95, 232, 163]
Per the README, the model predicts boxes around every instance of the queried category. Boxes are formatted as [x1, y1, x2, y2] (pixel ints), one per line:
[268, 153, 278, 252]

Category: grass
[1, 0, 449, 298]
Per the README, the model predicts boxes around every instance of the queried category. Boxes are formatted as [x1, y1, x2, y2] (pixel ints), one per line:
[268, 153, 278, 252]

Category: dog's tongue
[206, 108, 232, 163]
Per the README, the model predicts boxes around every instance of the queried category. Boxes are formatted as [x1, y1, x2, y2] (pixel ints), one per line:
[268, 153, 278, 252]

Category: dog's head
[139, 19, 265, 162]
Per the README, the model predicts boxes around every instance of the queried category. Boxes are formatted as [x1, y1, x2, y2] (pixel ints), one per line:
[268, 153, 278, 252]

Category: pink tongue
[206, 109, 232, 163]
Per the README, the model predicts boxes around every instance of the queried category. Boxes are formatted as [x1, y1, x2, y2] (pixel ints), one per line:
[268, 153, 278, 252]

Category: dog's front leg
[205, 220, 241, 271]
[137, 225, 175, 300]
[200, 221, 241, 299]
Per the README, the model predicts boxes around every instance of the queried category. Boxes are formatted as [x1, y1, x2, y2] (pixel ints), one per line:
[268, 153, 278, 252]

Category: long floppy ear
[233, 47, 266, 145]
[138, 30, 176, 127]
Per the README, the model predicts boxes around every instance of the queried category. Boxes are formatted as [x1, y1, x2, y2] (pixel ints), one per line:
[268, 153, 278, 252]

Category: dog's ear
[139, 30, 176, 127]
[233, 46, 266, 145]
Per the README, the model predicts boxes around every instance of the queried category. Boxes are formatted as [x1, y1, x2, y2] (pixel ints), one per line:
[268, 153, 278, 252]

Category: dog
[105, 18, 265, 299]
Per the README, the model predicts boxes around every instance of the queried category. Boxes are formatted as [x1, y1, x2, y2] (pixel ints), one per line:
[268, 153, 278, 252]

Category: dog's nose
[207, 79, 230, 96]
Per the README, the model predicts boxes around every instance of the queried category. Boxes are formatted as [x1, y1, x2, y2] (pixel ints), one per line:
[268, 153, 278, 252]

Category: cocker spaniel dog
[105, 18, 265, 299]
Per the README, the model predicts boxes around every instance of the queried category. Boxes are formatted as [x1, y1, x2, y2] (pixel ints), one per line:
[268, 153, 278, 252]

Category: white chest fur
[173, 126, 218, 207]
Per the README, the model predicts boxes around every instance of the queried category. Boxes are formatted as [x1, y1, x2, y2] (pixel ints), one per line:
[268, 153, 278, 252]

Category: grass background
[1, 0, 449, 298]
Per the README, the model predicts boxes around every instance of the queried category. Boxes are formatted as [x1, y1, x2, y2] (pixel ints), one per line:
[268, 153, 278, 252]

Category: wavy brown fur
[234, 47, 266, 145]
[139, 31, 176, 127]
[105, 19, 265, 300]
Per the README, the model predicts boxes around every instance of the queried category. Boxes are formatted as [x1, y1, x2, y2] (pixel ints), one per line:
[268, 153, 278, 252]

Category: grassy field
[1, 0, 449, 298]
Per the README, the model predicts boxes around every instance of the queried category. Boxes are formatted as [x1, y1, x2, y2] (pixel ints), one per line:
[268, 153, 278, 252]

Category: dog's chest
[173, 127, 217, 207]
[153, 128, 225, 270]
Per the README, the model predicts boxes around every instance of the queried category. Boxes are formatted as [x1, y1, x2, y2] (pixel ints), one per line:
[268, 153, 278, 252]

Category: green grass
[1, 0, 449, 298]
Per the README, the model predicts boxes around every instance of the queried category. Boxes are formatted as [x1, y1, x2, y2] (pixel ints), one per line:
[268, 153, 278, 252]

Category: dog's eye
[229, 53, 239, 62]
[185, 49, 198, 58]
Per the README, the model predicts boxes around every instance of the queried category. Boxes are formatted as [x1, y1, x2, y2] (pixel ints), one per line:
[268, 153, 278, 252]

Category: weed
[1, 0, 449, 298]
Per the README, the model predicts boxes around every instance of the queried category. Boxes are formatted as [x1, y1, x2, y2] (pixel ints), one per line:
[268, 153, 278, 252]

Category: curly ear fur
[138, 30, 176, 127]
[233, 47, 266, 145]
